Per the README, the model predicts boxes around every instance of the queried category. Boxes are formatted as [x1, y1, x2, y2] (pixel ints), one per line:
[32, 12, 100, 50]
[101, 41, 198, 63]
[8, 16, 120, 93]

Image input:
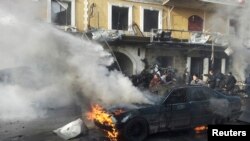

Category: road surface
[0, 104, 249, 141]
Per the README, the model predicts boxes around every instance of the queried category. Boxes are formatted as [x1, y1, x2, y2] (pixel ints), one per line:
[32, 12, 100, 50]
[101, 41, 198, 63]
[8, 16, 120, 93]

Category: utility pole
[211, 36, 215, 70]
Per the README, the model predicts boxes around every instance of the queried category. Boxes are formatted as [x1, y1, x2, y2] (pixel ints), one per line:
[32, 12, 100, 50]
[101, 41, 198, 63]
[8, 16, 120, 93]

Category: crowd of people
[190, 70, 237, 94]
[130, 64, 176, 93]
[186, 70, 250, 97]
[130, 63, 250, 96]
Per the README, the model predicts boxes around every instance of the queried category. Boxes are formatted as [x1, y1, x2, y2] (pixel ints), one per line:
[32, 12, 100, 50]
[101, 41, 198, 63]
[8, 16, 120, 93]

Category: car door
[158, 102, 171, 131]
[164, 88, 191, 129]
[188, 87, 211, 125]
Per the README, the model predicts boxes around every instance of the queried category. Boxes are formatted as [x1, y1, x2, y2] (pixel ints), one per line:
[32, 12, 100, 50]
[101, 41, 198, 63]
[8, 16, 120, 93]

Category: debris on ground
[53, 118, 88, 140]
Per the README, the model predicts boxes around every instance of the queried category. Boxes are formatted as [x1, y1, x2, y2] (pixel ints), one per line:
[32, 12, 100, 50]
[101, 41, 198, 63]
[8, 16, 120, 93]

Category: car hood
[107, 103, 154, 116]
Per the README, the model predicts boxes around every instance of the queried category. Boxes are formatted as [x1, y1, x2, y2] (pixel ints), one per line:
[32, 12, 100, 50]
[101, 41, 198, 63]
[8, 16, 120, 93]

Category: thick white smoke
[229, 2, 250, 80]
[214, 1, 250, 80]
[203, 1, 250, 80]
[0, 1, 150, 121]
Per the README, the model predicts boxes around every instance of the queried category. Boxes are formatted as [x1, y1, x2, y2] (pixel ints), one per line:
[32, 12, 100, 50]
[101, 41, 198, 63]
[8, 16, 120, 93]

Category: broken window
[112, 6, 129, 30]
[51, 0, 71, 26]
[166, 88, 187, 104]
[189, 88, 208, 101]
[144, 9, 159, 32]
[156, 56, 173, 68]
[188, 15, 203, 31]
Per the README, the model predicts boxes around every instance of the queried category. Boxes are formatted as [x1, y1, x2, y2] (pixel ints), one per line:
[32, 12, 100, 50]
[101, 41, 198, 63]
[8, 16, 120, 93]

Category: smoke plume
[0, 0, 150, 121]
[212, 1, 250, 80]
[230, 2, 250, 80]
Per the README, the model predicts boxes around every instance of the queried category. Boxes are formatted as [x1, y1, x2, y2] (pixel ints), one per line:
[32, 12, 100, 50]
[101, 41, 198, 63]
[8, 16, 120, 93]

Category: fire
[194, 125, 208, 133]
[86, 104, 118, 141]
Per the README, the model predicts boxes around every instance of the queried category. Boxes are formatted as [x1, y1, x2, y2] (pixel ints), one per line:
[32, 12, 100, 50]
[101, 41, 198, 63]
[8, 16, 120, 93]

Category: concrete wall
[169, 7, 229, 39]
[76, 0, 85, 31]
[145, 48, 187, 78]
[170, 7, 204, 39]
[112, 46, 146, 75]
[41, 0, 230, 78]
[43, 0, 230, 35]
[144, 47, 227, 82]
[86, 0, 168, 32]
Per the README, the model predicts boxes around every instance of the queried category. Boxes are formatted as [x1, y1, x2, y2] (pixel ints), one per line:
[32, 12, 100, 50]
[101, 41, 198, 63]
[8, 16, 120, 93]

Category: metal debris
[189, 32, 210, 44]
[53, 118, 88, 140]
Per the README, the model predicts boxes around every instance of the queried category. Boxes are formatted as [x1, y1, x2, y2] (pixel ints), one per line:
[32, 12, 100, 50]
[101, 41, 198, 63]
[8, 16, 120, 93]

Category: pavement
[0, 119, 207, 141]
[0, 105, 82, 141]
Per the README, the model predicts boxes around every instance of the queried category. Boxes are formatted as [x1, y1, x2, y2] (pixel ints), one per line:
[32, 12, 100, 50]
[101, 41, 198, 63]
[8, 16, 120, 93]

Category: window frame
[188, 87, 209, 102]
[188, 15, 203, 32]
[108, 3, 133, 31]
[164, 88, 188, 105]
[140, 6, 162, 32]
[47, 0, 76, 27]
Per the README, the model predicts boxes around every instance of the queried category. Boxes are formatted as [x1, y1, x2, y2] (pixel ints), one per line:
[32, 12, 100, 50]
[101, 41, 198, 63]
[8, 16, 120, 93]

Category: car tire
[121, 118, 148, 141]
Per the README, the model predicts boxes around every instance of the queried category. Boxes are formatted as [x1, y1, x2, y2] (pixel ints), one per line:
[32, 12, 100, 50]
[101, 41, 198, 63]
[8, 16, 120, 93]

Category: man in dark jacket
[205, 70, 216, 89]
[215, 72, 225, 89]
[225, 72, 237, 93]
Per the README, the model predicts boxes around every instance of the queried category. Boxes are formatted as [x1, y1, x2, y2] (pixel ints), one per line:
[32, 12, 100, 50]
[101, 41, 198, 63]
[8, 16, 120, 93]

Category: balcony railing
[150, 29, 229, 46]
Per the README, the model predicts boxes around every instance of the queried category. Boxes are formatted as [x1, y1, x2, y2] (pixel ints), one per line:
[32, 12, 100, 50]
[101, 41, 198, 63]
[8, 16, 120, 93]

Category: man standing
[149, 74, 161, 94]
[205, 70, 216, 89]
[190, 74, 205, 85]
[225, 72, 237, 93]
[215, 72, 225, 89]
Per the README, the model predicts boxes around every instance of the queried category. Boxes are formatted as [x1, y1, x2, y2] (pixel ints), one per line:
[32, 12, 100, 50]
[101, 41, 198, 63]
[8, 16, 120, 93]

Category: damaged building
[41, 0, 244, 80]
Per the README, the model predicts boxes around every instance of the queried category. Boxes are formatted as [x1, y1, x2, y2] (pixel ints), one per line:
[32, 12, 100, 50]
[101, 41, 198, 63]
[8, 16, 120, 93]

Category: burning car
[87, 85, 242, 141]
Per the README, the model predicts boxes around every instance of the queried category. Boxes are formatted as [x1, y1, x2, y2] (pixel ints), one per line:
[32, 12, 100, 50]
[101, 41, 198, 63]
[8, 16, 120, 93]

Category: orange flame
[194, 125, 208, 133]
[86, 104, 118, 141]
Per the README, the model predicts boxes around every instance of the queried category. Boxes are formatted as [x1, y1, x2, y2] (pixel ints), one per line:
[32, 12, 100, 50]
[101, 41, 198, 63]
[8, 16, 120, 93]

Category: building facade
[42, 0, 242, 80]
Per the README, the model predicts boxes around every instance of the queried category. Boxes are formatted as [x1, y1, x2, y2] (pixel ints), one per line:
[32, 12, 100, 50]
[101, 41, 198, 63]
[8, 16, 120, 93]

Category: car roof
[160, 84, 207, 97]
[170, 84, 206, 89]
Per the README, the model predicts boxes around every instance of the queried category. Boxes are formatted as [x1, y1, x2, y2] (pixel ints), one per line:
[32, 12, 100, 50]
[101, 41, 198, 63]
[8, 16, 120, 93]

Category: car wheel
[122, 118, 148, 141]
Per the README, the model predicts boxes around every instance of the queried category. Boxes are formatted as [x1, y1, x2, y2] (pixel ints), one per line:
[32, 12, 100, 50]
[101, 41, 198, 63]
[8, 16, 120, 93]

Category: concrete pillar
[83, 0, 89, 30]
[203, 58, 209, 81]
[186, 57, 191, 73]
[221, 58, 226, 74]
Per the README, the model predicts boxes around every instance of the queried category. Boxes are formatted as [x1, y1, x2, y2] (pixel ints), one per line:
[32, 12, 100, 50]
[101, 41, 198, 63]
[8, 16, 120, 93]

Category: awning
[163, 0, 243, 10]
[200, 0, 244, 6]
